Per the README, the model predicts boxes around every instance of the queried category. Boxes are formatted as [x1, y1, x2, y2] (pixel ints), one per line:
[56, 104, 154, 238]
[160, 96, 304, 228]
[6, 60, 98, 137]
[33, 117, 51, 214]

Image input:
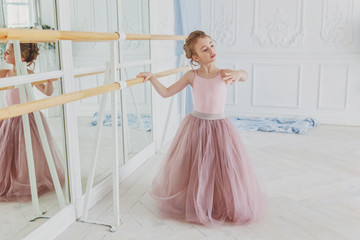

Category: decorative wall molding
[121, 0, 147, 49]
[154, 12, 172, 47]
[320, 0, 353, 46]
[251, 64, 302, 108]
[72, 0, 97, 54]
[317, 64, 350, 110]
[122, 17, 141, 49]
[211, 0, 236, 47]
[202, 0, 360, 125]
[253, 0, 305, 47]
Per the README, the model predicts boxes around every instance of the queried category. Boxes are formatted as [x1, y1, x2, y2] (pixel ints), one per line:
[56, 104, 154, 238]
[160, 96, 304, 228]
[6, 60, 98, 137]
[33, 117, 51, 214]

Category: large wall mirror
[120, 0, 152, 160]
[70, 0, 153, 192]
[69, 0, 123, 193]
[0, 1, 70, 239]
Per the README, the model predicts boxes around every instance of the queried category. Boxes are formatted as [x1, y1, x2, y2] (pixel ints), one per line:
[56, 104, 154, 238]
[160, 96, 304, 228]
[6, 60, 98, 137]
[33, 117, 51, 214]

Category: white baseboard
[22, 204, 77, 240]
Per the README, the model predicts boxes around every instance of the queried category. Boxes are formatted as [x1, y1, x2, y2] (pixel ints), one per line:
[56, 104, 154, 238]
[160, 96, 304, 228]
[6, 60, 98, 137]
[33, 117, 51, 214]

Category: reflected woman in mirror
[0, 43, 65, 202]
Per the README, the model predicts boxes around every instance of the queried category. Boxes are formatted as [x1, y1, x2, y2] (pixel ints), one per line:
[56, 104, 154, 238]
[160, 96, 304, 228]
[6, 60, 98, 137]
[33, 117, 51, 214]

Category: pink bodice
[192, 71, 227, 114]
[4, 88, 21, 106]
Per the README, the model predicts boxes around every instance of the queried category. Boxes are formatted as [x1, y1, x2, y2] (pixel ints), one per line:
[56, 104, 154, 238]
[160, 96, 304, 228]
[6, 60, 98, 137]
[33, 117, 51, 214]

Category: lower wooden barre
[0, 83, 120, 120]
[125, 66, 190, 87]
[0, 66, 190, 120]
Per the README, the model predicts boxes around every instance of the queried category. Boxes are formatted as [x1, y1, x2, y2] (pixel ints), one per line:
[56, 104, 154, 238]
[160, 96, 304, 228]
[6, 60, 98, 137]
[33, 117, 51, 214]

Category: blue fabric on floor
[229, 116, 318, 135]
[88, 112, 151, 131]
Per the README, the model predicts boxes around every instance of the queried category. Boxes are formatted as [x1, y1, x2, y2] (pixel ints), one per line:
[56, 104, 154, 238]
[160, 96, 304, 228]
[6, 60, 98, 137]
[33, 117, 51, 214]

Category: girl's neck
[198, 63, 219, 75]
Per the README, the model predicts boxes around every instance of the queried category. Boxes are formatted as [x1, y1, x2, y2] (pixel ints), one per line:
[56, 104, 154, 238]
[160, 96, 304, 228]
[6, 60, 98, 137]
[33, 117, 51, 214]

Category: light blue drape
[174, 0, 201, 114]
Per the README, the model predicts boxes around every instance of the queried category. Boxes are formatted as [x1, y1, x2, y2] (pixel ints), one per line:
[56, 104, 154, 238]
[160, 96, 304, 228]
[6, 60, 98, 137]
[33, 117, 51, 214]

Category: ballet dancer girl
[137, 30, 267, 226]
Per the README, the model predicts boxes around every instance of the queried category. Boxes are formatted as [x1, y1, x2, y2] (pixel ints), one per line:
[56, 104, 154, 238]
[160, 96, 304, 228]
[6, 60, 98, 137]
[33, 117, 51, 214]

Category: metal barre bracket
[117, 80, 127, 89]
[116, 32, 127, 41]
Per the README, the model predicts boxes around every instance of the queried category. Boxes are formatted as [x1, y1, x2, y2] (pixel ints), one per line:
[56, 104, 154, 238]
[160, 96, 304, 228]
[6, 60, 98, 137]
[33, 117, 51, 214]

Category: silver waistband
[191, 111, 226, 120]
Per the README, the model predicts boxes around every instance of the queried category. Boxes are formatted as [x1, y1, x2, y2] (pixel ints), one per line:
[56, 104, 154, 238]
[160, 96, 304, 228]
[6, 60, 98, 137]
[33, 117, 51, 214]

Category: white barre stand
[79, 41, 121, 232]
[79, 50, 188, 232]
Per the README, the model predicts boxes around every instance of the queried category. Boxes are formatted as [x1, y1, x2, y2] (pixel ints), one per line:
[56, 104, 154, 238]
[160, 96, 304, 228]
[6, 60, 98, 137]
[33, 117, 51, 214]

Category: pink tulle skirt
[0, 113, 65, 202]
[151, 113, 267, 226]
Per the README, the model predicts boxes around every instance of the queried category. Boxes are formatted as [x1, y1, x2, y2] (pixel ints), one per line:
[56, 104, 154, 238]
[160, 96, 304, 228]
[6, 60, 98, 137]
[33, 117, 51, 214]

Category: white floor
[56, 125, 360, 240]
[77, 116, 153, 192]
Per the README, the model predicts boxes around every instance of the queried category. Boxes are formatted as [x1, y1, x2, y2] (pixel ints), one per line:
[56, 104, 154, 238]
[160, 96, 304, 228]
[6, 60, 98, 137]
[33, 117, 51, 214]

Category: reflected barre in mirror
[0, 2, 68, 236]
[0, 42, 65, 203]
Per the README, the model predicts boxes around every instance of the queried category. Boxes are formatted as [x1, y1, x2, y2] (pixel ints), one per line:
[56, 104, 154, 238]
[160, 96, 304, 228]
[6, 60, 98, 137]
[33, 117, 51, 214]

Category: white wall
[201, 0, 360, 126]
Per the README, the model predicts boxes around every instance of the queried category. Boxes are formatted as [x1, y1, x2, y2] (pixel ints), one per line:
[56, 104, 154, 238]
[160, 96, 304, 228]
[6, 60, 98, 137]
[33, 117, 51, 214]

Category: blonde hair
[183, 30, 212, 66]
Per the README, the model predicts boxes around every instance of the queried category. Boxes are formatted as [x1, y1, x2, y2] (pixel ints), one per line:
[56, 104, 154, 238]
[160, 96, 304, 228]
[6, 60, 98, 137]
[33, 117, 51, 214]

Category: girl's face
[3, 44, 15, 65]
[192, 37, 217, 64]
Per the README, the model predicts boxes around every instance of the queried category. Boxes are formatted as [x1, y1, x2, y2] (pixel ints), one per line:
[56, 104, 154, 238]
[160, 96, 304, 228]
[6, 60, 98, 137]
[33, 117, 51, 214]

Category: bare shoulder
[182, 70, 196, 85]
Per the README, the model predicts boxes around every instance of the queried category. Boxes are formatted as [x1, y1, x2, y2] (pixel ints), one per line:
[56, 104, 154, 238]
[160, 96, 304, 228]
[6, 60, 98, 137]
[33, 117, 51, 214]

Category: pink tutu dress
[0, 88, 65, 202]
[151, 70, 267, 226]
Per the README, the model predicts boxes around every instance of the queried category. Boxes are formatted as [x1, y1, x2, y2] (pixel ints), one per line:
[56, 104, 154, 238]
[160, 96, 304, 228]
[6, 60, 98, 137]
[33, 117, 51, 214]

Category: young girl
[0, 43, 65, 202]
[137, 30, 267, 226]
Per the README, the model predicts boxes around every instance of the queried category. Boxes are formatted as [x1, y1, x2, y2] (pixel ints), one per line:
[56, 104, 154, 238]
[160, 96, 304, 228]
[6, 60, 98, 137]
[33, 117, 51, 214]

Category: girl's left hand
[222, 70, 240, 86]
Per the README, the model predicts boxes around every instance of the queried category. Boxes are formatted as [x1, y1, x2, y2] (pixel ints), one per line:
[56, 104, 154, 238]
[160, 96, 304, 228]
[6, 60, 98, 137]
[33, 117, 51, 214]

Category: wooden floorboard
[56, 125, 360, 240]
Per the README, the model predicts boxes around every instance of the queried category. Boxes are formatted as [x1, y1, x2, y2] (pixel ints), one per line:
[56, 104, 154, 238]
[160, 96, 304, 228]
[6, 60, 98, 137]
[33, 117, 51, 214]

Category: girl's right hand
[137, 72, 154, 82]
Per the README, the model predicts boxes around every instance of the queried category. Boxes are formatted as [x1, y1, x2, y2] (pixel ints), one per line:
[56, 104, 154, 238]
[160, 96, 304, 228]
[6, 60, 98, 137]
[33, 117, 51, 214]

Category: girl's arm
[34, 79, 55, 96]
[137, 70, 193, 98]
[221, 69, 248, 85]
[27, 69, 55, 96]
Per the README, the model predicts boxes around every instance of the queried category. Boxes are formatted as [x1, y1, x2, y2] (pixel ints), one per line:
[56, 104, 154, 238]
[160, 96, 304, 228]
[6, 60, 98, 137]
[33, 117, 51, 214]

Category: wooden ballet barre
[0, 66, 190, 120]
[0, 28, 187, 43]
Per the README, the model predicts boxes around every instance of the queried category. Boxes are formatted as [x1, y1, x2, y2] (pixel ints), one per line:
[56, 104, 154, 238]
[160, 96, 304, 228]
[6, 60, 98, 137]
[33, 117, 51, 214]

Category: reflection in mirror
[121, 0, 150, 62]
[75, 73, 124, 193]
[123, 65, 153, 159]
[0, 0, 59, 72]
[0, 1, 69, 239]
[70, 0, 117, 68]
[0, 80, 68, 239]
[69, 0, 122, 191]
